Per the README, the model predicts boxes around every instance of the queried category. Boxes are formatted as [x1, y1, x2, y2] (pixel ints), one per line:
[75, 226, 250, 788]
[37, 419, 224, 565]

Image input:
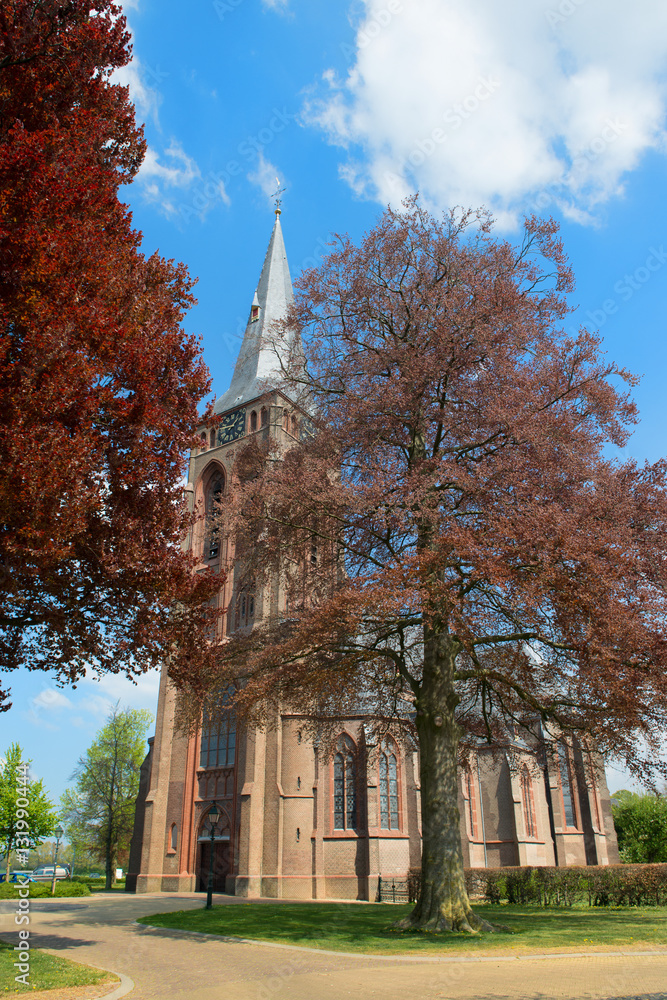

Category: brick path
[1, 894, 666, 1000]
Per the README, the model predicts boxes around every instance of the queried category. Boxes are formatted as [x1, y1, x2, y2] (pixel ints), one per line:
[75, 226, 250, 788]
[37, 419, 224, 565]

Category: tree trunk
[105, 811, 114, 891]
[396, 632, 493, 934]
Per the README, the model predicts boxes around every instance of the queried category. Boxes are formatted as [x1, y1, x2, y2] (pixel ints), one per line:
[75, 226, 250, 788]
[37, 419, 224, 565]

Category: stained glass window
[558, 743, 576, 827]
[464, 767, 477, 838]
[521, 767, 537, 838]
[333, 737, 357, 830]
[200, 710, 236, 768]
[379, 743, 399, 830]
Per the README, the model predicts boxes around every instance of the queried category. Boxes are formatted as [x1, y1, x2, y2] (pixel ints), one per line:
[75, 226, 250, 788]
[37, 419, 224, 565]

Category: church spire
[214, 214, 296, 415]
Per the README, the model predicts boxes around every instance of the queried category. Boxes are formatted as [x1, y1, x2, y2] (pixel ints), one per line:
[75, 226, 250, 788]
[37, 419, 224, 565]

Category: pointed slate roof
[214, 215, 296, 415]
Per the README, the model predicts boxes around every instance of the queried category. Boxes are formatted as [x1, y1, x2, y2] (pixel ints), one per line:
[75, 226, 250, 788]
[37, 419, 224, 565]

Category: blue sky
[3, 0, 667, 804]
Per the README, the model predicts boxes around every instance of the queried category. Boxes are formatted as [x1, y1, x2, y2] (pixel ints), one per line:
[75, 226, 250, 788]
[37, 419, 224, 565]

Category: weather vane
[271, 177, 286, 216]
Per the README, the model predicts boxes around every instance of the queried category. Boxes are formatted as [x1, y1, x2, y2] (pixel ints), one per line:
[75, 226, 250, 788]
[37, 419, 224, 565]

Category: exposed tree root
[393, 897, 496, 934]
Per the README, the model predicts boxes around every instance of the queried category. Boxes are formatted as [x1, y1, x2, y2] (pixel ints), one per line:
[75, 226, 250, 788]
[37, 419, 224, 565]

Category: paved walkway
[1, 894, 667, 1000]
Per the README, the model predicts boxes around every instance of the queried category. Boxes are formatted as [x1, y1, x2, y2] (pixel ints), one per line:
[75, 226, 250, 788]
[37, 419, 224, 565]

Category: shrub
[0, 880, 91, 899]
[463, 863, 667, 907]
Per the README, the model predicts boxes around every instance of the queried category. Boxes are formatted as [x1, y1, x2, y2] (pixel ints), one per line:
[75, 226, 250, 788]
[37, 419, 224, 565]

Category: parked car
[0, 871, 33, 884]
[30, 865, 70, 882]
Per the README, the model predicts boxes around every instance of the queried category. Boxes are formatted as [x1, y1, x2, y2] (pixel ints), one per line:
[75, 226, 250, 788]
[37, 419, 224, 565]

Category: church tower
[127, 211, 310, 895]
[127, 214, 619, 899]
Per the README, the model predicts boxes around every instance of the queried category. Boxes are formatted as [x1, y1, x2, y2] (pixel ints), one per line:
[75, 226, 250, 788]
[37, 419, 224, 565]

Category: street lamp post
[51, 823, 64, 896]
[205, 802, 221, 910]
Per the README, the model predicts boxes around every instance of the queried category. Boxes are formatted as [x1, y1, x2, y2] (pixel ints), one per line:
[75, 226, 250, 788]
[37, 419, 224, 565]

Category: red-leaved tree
[0, 1, 218, 708]
[174, 201, 667, 932]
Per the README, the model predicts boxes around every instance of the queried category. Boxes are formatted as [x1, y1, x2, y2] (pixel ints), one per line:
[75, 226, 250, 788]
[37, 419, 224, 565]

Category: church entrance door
[198, 840, 231, 893]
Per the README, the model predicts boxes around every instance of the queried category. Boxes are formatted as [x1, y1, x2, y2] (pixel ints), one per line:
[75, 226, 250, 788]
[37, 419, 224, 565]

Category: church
[126, 212, 619, 900]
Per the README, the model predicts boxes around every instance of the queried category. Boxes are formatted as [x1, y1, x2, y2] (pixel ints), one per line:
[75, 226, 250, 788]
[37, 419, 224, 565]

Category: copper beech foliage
[0, 1, 218, 708]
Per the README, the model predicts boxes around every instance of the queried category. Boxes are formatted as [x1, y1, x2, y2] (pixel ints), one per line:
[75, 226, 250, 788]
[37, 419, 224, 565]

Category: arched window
[291, 415, 298, 436]
[260, 407, 268, 427]
[558, 743, 577, 828]
[200, 709, 236, 768]
[199, 432, 207, 452]
[205, 470, 225, 560]
[520, 766, 537, 838]
[250, 410, 257, 432]
[209, 428, 215, 449]
[234, 585, 255, 629]
[463, 765, 478, 839]
[379, 740, 400, 830]
[333, 736, 357, 831]
[282, 408, 289, 431]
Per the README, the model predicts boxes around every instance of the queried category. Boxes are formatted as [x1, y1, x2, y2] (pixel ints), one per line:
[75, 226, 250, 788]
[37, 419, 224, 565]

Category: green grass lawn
[0, 938, 117, 993]
[137, 902, 667, 955]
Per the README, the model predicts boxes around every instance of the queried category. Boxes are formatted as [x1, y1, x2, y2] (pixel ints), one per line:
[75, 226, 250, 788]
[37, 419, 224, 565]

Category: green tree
[612, 790, 667, 863]
[60, 706, 152, 889]
[0, 744, 57, 878]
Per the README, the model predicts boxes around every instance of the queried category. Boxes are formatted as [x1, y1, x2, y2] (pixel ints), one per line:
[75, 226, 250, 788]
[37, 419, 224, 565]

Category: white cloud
[79, 670, 160, 720]
[136, 141, 203, 217]
[262, 0, 290, 10]
[248, 151, 286, 207]
[304, 0, 667, 226]
[31, 689, 72, 712]
[113, 53, 162, 128]
[112, 16, 204, 219]
[139, 141, 201, 189]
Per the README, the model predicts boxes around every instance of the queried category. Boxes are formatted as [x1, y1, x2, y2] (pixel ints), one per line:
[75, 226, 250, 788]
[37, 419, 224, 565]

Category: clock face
[217, 408, 246, 446]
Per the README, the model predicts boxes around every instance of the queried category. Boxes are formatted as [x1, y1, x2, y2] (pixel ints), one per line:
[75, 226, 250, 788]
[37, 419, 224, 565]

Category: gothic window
[250, 410, 258, 432]
[260, 407, 268, 427]
[291, 415, 298, 436]
[379, 740, 400, 830]
[200, 709, 236, 768]
[282, 408, 289, 431]
[209, 428, 215, 449]
[205, 470, 225, 560]
[199, 432, 207, 452]
[463, 765, 478, 839]
[333, 736, 357, 831]
[521, 766, 537, 838]
[234, 585, 255, 629]
[558, 743, 577, 828]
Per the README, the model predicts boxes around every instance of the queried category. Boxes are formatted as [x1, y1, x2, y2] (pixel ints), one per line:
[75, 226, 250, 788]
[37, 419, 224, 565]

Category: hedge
[464, 864, 667, 907]
[0, 880, 91, 899]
